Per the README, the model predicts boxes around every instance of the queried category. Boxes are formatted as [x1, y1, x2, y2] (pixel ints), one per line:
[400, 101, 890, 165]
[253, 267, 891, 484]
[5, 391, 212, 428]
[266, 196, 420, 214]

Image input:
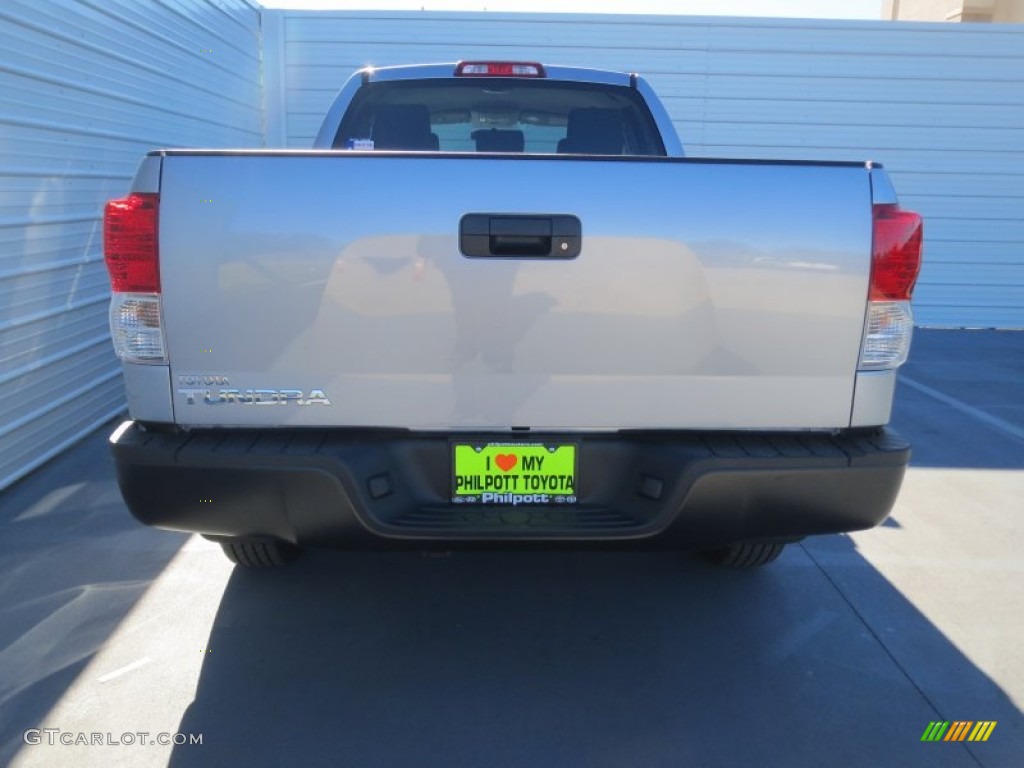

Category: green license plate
[451, 443, 577, 505]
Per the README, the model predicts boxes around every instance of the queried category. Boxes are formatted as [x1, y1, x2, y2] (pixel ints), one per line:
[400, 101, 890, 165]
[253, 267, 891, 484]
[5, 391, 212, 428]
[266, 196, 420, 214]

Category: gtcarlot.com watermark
[24, 729, 202, 747]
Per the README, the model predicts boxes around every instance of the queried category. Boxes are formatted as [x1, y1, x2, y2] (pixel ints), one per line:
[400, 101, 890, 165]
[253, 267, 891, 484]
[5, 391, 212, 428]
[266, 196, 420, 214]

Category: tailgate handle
[460, 214, 581, 259]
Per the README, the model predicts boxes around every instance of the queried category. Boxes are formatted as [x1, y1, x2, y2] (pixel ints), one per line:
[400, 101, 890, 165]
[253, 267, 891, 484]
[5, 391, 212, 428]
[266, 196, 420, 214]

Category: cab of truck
[315, 61, 681, 156]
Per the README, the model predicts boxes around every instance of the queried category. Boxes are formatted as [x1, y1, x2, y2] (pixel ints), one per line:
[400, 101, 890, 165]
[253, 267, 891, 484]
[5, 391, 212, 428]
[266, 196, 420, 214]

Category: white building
[1, 1, 1022, 488]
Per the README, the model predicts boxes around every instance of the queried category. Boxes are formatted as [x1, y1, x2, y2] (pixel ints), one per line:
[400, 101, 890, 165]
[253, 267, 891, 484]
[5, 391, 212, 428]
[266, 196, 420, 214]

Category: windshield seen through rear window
[334, 78, 666, 155]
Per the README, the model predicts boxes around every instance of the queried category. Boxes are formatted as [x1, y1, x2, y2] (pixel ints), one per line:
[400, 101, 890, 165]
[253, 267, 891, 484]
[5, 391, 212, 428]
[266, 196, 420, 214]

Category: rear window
[334, 79, 666, 156]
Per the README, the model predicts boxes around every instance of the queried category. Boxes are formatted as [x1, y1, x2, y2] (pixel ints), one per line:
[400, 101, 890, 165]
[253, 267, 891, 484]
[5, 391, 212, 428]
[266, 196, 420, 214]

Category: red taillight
[870, 203, 922, 301]
[454, 61, 546, 78]
[104, 193, 160, 293]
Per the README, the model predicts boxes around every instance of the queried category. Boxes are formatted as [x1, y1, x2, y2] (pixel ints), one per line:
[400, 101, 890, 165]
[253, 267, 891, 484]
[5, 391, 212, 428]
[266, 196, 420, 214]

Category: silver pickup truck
[104, 61, 923, 568]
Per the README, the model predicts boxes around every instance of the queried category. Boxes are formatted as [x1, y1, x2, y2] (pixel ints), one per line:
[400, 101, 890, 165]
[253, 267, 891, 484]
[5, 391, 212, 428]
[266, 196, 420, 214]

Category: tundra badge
[177, 388, 331, 406]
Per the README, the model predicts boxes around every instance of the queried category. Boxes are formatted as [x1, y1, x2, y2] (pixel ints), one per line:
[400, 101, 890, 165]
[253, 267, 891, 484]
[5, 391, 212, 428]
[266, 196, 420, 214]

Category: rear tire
[702, 541, 786, 568]
[219, 538, 301, 568]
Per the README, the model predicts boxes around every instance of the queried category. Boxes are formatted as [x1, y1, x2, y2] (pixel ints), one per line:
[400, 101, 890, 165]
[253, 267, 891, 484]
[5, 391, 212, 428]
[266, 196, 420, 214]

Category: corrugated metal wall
[265, 10, 1024, 330]
[0, 6, 1020, 488]
[0, 0, 263, 490]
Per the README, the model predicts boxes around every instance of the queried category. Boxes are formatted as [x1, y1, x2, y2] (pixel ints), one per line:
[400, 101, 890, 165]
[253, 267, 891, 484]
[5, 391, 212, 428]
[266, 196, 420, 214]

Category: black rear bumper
[109, 422, 909, 549]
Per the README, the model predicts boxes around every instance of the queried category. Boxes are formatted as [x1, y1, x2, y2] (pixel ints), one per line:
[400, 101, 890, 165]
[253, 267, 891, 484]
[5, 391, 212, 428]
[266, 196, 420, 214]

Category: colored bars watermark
[921, 721, 996, 742]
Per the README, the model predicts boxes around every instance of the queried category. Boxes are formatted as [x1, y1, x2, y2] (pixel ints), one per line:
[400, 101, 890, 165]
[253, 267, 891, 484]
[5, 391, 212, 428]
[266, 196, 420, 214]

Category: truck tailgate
[157, 153, 872, 430]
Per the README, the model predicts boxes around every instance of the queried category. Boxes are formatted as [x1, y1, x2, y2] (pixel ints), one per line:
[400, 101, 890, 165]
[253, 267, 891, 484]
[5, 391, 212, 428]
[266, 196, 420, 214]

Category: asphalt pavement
[0, 329, 1021, 767]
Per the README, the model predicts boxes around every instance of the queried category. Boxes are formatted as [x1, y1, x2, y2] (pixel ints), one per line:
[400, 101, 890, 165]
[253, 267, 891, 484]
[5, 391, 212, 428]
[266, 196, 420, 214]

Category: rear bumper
[109, 421, 909, 549]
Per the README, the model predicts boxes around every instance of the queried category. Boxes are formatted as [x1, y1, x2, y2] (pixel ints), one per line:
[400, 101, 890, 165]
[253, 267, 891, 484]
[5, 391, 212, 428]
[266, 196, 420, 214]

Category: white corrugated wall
[1, 6, 1020, 489]
[0, 0, 263, 489]
[264, 10, 1024, 330]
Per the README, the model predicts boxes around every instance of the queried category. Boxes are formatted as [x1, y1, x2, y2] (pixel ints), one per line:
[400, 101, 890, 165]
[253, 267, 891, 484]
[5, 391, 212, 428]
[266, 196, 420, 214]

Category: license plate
[451, 443, 577, 505]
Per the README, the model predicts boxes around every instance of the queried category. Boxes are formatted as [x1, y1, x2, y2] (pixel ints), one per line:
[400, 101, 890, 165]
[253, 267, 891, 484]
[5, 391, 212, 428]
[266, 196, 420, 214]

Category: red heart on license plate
[495, 454, 517, 472]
